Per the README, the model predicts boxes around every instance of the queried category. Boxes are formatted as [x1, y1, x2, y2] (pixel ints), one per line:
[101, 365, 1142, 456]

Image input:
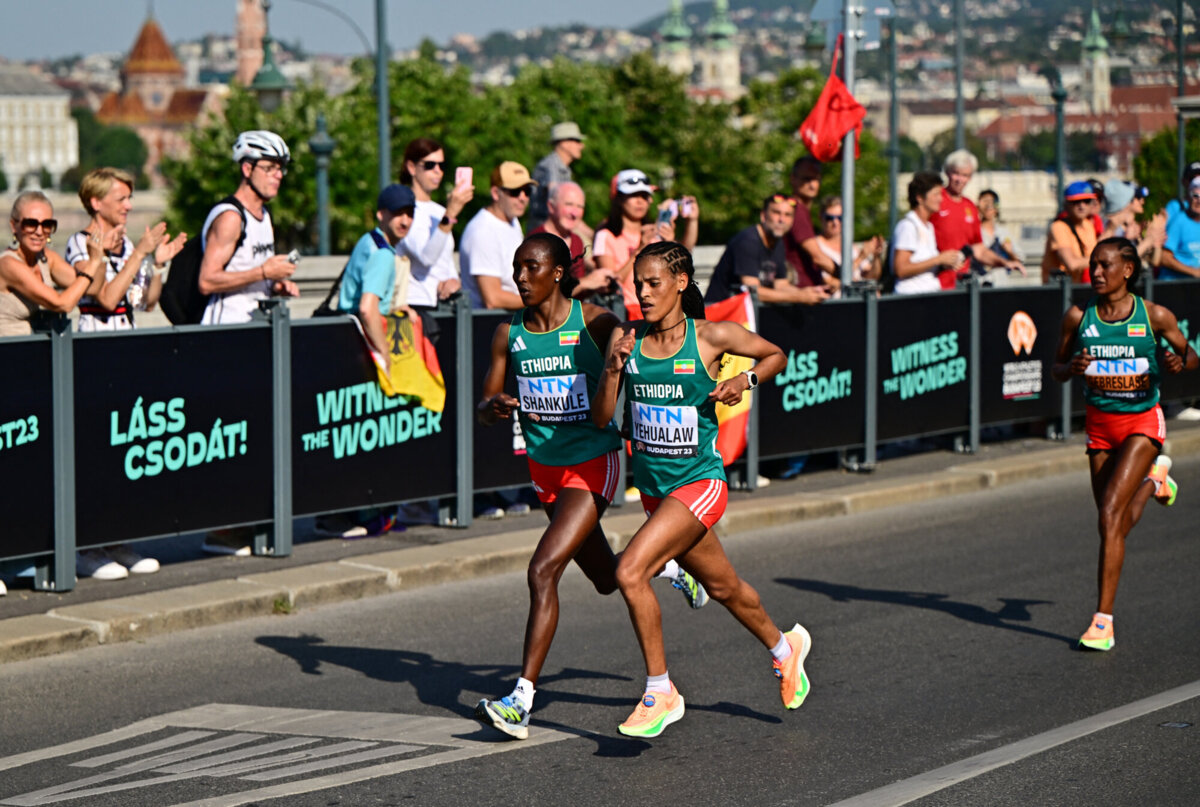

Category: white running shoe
[105, 545, 160, 574]
[478, 506, 505, 520]
[505, 502, 532, 517]
[0, 578, 7, 596]
[76, 550, 129, 581]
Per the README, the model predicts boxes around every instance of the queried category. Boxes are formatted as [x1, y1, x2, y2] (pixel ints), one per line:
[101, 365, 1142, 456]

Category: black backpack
[160, 195, 249, 325]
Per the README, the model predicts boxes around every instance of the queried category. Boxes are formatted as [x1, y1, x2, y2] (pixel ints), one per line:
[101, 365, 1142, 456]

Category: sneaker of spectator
[479, 506, 506, 520]
[314, 512, 365, 538]
[104, 544, 160, 574]
[76, 549, 130, 580]
[505, 502, 532, 517]
[0, 578, 7, 596]
[201, 528, 253, 557]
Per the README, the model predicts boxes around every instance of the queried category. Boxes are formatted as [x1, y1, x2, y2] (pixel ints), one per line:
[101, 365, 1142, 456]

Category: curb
[4, 432, 1199, 666]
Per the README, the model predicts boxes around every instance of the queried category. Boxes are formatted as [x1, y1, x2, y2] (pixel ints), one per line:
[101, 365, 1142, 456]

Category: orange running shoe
[1079, 613, 1114, 651]
[773, 623, 812, 709]
[617, 684, 685, 738]
[1147, 455, 1177, 506]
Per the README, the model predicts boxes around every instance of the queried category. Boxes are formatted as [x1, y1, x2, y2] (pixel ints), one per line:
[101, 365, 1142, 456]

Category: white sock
[510, 677, 535, 711]
[645, 671, 672, 694]
[657, 559, 680, 579]
[1094, 612, 1113, 625]
[769, 631, 792, 663]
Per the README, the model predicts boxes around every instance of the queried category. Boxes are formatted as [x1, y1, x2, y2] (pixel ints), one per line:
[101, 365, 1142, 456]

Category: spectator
[975, 190, 1021, 264]
[593, 169, 682, 319]
[529, 121, 586, 231]
[528, 181, 616, 298]
[784, 156, 838, 291]
[1102, 179, 1164, 266]
[198, 130, 297, 324]
[1164, 160, 1200, 223]
[63, 168, 185, 334]
[1040, 181, 1098, 283]
[890, 172, 962, 295]
[460, 161, 536, 310]
[705, 193, 830, 304]
[931, 150, 1023, 288]
[397, 137, 472, 312]
[0, 191, 95, 335]
[1085, 178, 1106, 236]
[813, 195, 884, 285]
[57, 168, 187, 580]
[1158, 177, 1200, 280]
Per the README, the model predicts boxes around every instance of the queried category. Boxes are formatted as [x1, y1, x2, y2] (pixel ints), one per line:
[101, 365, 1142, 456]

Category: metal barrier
[4, 278, 1200, 591]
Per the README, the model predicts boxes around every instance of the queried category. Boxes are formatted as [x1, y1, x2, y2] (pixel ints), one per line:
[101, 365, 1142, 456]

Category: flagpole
[840, 0, 860, 288]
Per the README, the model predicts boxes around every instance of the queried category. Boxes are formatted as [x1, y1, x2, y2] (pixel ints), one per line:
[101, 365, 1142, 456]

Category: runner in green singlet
[594, 240, 814, 738]
[1052, 237, 1197, 651]
[474, 234, 706, 740]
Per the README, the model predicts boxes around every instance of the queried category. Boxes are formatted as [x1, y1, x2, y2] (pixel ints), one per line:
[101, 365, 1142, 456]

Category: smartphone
[681, 198, 694, 218]
[656, 207, 674, 226]
[455, 166, 473, 187]
[286, 249, 302, 264]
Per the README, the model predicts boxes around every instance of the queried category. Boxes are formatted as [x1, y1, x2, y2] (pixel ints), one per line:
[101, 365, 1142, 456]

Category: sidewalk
[4, 421, 1199, 665]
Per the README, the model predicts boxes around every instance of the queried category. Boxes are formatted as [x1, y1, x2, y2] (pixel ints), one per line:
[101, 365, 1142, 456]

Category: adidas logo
[1082, 324, 1100, 338]
[626, 358, 640, 375]
[512, 335, 527, 352]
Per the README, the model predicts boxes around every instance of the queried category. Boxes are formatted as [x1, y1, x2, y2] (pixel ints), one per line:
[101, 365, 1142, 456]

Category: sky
[0, 0, 665, 62]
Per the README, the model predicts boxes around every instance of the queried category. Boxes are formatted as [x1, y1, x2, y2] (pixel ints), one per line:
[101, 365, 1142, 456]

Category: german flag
[355, 312, 446, 412]
[704, 292, 756, 465]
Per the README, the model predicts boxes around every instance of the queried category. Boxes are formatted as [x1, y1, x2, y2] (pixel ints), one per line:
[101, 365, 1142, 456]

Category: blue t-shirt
[338, 228, 396, 312]
[1162, 209, 1200, 281]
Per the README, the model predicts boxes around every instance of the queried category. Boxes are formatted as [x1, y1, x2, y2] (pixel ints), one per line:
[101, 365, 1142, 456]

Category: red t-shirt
[528, 225, 586, 278]
[931, 194, 982, 289]
[784, 200, 824, 286]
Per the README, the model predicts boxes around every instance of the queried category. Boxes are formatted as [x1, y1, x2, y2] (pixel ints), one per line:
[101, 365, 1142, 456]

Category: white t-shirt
[891, 211, 941, 295]
[200, 202, 276, 324]
[64, 231, 141, 331]
[459, 207, 523, 310]
[400, 198, 457, 307]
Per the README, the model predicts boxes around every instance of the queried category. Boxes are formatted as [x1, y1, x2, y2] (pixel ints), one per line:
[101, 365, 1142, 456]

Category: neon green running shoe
[618, 685, 685, 738]
[1148, 455, 1178, 506]
[475, 696, 530, 740]
[1079, 614, 1114, 651]
[671, 568, 709, 609]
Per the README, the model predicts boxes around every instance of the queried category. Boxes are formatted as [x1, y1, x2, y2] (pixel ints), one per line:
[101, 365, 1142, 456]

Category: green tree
[1014, 130, 1105, 172]
[61, 108, 149, 190]
[897, 134, 924, 172]
[1132, 119, 1200, 216]
[926, 128, 993, 172]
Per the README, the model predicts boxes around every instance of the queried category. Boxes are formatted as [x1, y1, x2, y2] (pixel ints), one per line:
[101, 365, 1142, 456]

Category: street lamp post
[376, 0, 390, 192]
[1053, 81, 1067, 202]
[1176, 0, 1186, 196]
[887, 16, 899, 238]
[954, 0, 965, 150]
[249, 0, 291, 113]
[308, 113, 336, 256]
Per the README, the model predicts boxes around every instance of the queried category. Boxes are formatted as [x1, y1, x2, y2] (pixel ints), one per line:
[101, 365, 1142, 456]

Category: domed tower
[699, 0, 741, 98]
[1081, 1, 1111, 115]
[657, 0, 694, 78]
[121, 16, 185, 115]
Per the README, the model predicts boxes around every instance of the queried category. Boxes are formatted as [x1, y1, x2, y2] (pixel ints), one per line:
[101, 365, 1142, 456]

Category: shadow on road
[777, 578, 1074, 645]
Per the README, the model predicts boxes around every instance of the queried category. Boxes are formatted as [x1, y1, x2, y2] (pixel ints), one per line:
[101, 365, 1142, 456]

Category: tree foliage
[60, 108, 149, 191]
[1132, 119, 1200, 217]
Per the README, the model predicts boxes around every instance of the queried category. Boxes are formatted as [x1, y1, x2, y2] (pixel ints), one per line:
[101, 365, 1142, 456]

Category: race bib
[1085, 357, 1151, 398]
[631, 402, 699, 457]
[516, 374, 589, 423]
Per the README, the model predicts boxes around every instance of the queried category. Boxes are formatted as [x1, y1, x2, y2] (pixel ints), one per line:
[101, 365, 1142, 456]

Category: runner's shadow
[777, 578, 1073, 645]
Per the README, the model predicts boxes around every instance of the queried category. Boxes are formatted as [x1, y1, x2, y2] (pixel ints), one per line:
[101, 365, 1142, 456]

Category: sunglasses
[255, 161, 288, 177]
[17, 218, 57, 234]
[768, 194, 797, 208]
[823, 214, 842, 222]
[420, 160, 446, 171]
[502, 185, 533, 198]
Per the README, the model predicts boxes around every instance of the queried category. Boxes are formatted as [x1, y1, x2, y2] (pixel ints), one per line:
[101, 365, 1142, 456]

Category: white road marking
[0, 703, 575, 807]
[828, 678, 1200, 807]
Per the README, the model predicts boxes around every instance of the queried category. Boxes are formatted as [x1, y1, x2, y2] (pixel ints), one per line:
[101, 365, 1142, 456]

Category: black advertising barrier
[978, 287, 1063, 425]
[290, 317, 457, 515]
[73, 326, 275, 546]
[1151, 279, 1200, 402]
[875, 291, 972, 441]
[757, 298, 866, 457]
[471, 310, 529, 492]
[0, 336, 55, 558]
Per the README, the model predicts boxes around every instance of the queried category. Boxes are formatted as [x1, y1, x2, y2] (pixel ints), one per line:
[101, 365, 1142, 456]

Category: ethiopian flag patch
[1127, 324, 1146, 338]
[559, 331, 580, 346]
[674, 359, 695, 374]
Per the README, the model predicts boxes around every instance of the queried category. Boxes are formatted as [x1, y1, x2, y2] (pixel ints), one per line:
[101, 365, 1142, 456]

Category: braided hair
[1092, 236, 1141, 287]
[635, 240, 706, 319]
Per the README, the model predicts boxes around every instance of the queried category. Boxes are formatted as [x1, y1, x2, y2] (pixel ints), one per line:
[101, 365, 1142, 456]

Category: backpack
[160, 195, 249, 325]
[312, 229, 391, 317]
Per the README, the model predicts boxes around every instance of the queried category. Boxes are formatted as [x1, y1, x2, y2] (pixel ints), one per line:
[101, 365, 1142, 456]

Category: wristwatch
[439, 215, 457, 227]
[742, 369, 759, 389]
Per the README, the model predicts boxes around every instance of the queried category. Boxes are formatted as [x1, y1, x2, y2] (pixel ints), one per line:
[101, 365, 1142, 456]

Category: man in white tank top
[199, 130, 298, 325]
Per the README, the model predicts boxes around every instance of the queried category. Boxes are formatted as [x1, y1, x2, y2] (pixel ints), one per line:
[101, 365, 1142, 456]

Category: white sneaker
[201, 529, 253, 557]
[756, 474, 771, 488]
[105, 545, 160, 574]
[0, 578, 7, 596]
[76, 550, 129, 581]
[478, 506, 505, 520]
[505, 502, 532, 517]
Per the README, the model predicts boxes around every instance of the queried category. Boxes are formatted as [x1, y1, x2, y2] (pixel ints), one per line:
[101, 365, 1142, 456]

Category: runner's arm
[697, 320, 786, 406]
[1148, 301, 1199, 374]
[594, 324, 635, 429]
[477, 322, 517, 425]
[1051, 306, 1088, 382]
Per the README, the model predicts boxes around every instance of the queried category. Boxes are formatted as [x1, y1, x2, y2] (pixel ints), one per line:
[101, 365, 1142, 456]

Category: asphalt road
[1, 458, 1197, 807]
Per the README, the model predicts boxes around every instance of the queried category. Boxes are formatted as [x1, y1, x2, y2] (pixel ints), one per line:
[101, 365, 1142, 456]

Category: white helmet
[232, 130, 291, 165]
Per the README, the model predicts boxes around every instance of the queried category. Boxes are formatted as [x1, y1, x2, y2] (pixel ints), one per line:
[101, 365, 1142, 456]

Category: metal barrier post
[744, 288, 761, 490]
[1057, 273, 1073, 440]
[39, 316, 75, 591]
[454, 298, 473, 527]
[257, 300, 292, 556]
[967, 275, 981, 453]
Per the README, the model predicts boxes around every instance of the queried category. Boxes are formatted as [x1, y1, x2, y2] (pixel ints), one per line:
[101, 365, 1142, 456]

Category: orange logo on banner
[1007, 311, 1037, 356]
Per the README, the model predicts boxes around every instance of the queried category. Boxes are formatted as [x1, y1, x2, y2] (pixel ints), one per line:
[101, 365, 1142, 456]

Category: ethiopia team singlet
[625, 318, 724, 499]
[508, 298, 621, 466]
[1076, 294, 1160, 414]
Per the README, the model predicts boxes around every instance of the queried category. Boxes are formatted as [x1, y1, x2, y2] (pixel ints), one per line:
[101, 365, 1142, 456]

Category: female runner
[475, 233, 706, 739]
[594, 240, 811, 738]
[1052, 237, 1196, 651]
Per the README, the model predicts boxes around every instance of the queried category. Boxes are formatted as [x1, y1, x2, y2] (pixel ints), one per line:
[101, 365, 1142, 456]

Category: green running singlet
[508, 298, 621, 466]
[624, 318, 725, 499]
[1076, 294, 1160, 413]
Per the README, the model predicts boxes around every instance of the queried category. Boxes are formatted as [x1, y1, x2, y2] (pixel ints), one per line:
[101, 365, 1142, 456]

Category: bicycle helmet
[232, 130, 291, 165]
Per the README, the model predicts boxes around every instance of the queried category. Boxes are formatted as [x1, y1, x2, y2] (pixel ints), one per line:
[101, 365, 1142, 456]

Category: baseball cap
[549, 121, 586, 143]
[1086, 178, 1105, 203]
[490, 161, 537, 190]
[1102, 179, 1135, 215]
[376, 183, 415, 211]
[1064, 180, 1096, 201]
[1183, 161, 1200, 187]
[612, 169, 656, 197]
